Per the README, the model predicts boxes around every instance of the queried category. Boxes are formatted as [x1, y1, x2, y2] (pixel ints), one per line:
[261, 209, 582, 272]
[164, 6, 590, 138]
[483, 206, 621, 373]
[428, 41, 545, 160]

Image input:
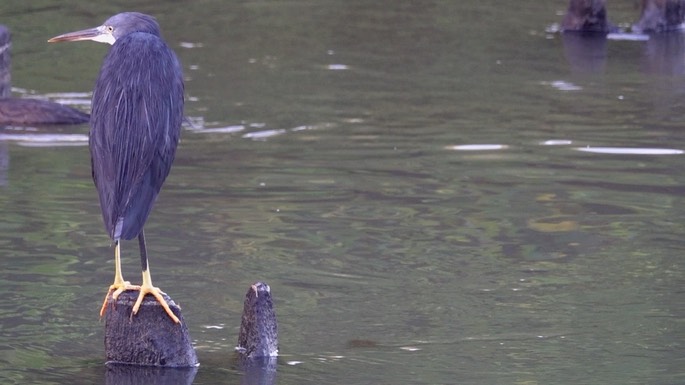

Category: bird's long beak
[48, 26, 115, 45]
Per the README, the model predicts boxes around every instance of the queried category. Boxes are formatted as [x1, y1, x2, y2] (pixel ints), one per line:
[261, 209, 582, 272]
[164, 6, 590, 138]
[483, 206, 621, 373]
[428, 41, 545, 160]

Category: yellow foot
[99, 281, 141, 318]
[132, 285, 181, 324]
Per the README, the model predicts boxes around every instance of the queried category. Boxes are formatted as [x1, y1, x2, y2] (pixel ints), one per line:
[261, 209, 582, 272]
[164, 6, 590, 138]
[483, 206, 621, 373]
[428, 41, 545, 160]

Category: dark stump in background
[634, 0, 685, 33]
[0, 25, 10, 98]
[561, 0, 616, 33]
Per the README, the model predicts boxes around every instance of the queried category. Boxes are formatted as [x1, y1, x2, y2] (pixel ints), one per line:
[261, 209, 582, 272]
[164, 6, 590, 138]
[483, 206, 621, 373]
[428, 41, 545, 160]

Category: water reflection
[562, 29, 685, 77]
[641, 31, 685, 75]
[561, 33, 609, 74]
[236, 357, 277, 385]
[0, 141, 7, 186]
[104, 365, 198, 385]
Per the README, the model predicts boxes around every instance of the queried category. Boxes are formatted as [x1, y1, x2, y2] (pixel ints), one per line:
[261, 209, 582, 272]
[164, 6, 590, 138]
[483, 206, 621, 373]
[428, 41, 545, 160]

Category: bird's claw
[99, 281, 140, 318]
[131, 285, 181, 324]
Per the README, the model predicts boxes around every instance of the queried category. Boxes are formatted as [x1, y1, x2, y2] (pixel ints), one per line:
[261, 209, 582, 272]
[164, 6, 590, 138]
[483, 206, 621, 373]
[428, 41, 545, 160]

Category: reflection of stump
[104, 290, 198, 367]
[561, 33, 608, 74]
[239, 356, 278, 385]
[634, 0, 685, 33]
[104, 364, 198, 385]
[561, 0, 614, 33]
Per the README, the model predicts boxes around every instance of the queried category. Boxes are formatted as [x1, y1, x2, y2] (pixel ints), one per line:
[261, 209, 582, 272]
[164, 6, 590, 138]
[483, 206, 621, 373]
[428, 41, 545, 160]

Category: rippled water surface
[1, 1, 683, 384]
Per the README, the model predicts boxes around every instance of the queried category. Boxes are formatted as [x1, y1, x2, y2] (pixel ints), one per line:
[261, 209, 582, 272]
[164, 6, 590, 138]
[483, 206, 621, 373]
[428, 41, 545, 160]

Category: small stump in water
[235, 282, 279, 384]
[104, 290, 198, 367]
[236, 282, 279, 358]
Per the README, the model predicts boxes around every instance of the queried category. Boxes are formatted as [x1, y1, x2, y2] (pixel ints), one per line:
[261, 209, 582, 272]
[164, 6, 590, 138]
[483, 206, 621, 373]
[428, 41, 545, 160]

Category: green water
[0, 1, 683, 384]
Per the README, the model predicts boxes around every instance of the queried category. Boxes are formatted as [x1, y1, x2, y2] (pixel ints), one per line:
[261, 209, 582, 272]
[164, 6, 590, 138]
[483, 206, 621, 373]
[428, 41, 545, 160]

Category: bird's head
[48, 12, 160, 45]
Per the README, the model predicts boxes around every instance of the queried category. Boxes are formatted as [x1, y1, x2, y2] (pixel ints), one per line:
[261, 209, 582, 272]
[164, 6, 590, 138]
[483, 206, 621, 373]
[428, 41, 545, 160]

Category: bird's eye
[106, 26, 114, 33]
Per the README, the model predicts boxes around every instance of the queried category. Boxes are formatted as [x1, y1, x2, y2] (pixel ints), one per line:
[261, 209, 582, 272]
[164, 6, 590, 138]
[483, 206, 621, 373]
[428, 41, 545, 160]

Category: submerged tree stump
[102, 281, 279, 381]
[103, 290, 198, 367]
[236, 282, 279, 358]
[235, 282, 279, 385]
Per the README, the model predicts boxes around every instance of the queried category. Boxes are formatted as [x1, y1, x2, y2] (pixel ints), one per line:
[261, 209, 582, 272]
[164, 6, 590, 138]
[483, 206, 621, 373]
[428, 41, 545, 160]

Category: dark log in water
[103, 290, 198, 367]
[0, 24, 89, 126]
[0, 98, 89, 125]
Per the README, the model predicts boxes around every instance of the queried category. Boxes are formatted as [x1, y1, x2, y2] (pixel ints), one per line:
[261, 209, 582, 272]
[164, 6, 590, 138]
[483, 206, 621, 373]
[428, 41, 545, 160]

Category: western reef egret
[49, 12, 184, 323]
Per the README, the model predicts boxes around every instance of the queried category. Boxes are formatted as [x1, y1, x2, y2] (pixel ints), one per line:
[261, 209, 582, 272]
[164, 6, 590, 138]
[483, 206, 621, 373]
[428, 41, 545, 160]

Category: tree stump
[235, 282, 279, 385]
[103, 290, 198, 367]
[561, 0, 615, 33]
[236, 282, 279, 358]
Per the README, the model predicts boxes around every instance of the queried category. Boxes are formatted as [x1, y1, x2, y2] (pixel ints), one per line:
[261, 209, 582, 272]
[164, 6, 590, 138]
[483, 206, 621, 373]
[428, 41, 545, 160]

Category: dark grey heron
[49, 12, 184, 323]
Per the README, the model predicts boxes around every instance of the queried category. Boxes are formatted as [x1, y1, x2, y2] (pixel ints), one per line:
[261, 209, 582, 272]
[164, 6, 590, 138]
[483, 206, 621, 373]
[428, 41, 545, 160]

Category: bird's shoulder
[98, 32, 182, 85]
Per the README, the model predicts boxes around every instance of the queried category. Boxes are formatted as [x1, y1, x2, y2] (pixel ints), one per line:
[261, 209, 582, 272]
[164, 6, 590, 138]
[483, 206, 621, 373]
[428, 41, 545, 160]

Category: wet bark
[235, 282, 279, 385]
[236, 282, 279, 358]
[103, 290, 198, 367]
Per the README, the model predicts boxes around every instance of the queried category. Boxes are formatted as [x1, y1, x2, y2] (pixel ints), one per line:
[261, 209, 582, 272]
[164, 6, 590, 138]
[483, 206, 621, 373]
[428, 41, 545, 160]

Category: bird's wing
[90, 32, 184, 239]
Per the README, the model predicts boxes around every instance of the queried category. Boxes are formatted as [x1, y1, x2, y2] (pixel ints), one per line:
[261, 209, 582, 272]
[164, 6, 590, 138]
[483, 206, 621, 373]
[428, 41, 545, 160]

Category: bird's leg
[99, 240, 140, 317]
[131, 230, 180, 324]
